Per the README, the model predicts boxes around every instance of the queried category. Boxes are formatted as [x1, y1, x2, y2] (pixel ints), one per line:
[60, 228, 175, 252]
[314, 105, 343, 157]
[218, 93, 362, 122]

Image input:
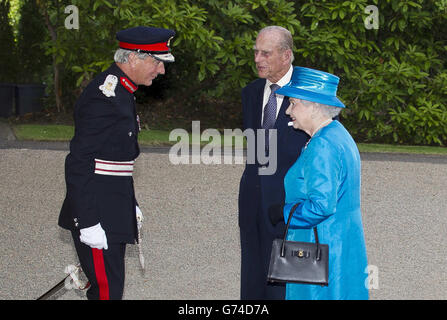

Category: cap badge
[99, 74, 118, 97]
[167, 36, 173, 48]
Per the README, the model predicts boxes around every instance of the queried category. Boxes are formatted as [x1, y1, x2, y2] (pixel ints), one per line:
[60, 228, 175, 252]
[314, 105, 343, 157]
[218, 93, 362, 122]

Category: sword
[136, 210, 145, 270]
[37, 264, 89, 300]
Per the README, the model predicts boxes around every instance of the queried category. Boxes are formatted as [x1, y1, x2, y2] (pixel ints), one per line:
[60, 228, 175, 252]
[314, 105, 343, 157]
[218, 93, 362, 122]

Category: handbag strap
[281, 202, 321, 260]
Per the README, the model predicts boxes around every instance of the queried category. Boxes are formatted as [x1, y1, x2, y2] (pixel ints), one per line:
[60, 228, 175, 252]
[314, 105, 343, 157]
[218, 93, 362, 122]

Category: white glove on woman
[79, 223, 108, 250]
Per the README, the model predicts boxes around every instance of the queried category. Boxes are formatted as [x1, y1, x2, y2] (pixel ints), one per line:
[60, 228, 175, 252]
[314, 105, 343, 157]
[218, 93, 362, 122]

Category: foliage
[17, 0, 447, 145]
[0, 0, 18, 82]
[316, 0, 447, 146]
[7, 0, 21, 28]
[16, 0, 50, 83]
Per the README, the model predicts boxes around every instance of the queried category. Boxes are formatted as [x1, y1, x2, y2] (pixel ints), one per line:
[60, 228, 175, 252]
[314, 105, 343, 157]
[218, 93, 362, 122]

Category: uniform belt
[94, 159, 135, 176]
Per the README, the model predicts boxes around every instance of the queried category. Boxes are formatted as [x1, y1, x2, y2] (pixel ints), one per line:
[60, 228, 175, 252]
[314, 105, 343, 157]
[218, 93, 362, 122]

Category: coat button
[128, 131, 133, 136]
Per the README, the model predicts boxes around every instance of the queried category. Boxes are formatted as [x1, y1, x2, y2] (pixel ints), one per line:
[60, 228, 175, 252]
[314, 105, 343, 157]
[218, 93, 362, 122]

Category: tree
[34, 0, 447, 145]
[0, 0, 18, 83]
[37, 0, 67, 112]
[16, 0, 50, 83]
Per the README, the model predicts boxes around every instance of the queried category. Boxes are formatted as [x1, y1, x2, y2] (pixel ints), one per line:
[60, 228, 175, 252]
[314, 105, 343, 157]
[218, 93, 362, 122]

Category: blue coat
[238, 75, 310, 299]
[283, 120, 369, 300]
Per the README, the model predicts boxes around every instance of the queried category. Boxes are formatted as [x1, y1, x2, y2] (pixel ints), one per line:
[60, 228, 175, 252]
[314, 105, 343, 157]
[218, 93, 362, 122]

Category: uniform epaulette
[99, 75, 118, 97]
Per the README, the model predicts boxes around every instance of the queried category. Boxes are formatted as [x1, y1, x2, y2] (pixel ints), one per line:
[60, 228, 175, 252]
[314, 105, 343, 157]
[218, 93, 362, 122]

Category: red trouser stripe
[92, 249, 110, 300]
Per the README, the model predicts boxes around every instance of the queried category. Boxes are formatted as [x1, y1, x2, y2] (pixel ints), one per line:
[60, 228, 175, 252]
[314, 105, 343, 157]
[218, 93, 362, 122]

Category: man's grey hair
[300, 99, 342, 118]
[258, 25, 294, 63]
[114, 48, 150, 63]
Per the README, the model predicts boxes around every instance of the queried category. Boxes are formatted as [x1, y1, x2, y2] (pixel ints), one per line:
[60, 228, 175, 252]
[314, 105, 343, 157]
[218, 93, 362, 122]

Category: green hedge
[0, 0, 18, 82]
[36, 0, 447, 145]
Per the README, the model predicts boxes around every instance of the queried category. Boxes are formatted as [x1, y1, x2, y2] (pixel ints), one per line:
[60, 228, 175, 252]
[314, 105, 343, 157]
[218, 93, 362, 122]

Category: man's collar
[120, 76, 138, 93]
[266, 65, 293, 88]
[113, 63, 138, 93]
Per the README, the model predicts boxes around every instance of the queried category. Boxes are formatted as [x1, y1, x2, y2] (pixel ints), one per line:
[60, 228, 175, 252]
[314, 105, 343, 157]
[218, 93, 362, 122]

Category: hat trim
[119, 41, 169, 52]
[134, 49, 171, 54]
[277, 87, 345, 108]
[151, 53, 175, 63]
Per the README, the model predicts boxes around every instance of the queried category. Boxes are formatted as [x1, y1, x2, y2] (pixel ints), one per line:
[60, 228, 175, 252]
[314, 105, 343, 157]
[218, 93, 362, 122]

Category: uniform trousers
[240, 207, 285, 300]
[71, 230, 126, 300]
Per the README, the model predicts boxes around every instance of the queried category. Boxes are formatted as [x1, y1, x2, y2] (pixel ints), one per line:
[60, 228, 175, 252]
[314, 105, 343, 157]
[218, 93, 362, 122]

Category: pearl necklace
[304, 118, 332, 149]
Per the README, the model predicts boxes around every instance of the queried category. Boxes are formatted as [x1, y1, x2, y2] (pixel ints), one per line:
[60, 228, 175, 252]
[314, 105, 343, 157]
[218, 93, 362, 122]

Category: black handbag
[267, 203, 329, 286]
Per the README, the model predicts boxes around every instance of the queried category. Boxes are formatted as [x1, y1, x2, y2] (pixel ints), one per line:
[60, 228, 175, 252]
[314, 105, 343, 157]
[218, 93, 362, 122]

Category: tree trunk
[39, 1, 64, 112]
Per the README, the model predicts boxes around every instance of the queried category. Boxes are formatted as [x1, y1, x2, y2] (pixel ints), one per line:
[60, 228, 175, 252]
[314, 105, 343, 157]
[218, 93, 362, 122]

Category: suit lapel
[274, 97, 290, 129]
[253, 79, 266, 130]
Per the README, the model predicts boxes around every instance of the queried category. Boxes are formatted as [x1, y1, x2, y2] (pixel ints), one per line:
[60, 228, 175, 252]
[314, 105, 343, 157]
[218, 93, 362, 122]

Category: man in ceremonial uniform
[59, 26, 175, 300]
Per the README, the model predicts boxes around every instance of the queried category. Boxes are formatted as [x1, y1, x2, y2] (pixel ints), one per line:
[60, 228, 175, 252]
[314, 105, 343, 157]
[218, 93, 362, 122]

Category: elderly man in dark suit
[238, 26, 310, 300]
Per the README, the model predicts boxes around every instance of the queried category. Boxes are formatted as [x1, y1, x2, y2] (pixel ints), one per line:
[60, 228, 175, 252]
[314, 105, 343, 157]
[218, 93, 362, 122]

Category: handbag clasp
[292, 250, 310, 258]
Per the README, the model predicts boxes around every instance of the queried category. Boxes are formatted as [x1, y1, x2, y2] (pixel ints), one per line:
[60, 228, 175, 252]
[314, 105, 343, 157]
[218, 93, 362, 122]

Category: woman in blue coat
[271, 67, 369, 299]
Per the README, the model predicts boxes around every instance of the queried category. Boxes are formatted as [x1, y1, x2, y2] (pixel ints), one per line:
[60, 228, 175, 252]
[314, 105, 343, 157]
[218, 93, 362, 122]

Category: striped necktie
[262, 83, 280, 129]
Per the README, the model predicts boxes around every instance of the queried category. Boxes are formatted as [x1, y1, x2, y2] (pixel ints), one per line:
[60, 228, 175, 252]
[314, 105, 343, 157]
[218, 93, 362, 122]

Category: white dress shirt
[261, 65, 294, 125]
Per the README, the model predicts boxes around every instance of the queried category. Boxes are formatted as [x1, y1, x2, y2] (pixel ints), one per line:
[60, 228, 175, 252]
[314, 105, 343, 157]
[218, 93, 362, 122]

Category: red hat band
[119, 41, 170, 53]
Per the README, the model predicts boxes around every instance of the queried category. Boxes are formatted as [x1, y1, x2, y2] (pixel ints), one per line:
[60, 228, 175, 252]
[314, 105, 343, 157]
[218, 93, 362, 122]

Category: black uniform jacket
[59, 63, 140, 244]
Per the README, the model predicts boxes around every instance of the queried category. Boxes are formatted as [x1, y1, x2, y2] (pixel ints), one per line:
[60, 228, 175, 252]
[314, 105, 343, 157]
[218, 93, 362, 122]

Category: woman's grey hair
[300, 99, 342, 118]
[114, 48, 150, 63]
[258, 26, 295, 63]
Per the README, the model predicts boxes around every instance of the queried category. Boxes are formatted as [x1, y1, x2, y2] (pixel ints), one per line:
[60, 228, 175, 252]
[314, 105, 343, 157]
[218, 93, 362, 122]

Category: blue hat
[116, 26, 175, 63]
[276, 67, 345, 108]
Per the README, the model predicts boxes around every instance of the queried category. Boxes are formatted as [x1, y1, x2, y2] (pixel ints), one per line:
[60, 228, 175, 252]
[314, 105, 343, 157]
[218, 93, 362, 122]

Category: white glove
[136, 206, 144, 229]
[79, 223, 108, 250]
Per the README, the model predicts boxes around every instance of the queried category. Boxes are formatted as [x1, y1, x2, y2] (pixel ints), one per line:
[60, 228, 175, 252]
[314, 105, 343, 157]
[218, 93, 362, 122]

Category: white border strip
[94, 159, 134, 176]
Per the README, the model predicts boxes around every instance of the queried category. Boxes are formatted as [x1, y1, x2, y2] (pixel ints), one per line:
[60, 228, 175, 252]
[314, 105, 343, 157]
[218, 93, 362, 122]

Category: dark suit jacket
[238, 75, 310, 237]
